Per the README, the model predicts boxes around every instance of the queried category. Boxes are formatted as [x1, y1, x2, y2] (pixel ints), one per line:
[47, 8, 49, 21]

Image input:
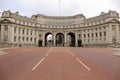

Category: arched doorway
[56, 33, 64, 46]
[67, 33, 75, 46]
[45, 33, 53, 46]
[38, 40, 42, 47]
[78, 39, 82, 47]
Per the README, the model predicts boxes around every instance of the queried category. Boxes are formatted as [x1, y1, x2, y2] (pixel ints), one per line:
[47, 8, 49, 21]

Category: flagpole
[59, 0, 61, 16]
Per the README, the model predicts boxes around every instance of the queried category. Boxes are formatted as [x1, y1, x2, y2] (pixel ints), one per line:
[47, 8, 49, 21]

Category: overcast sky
[0, 0, 120, 18]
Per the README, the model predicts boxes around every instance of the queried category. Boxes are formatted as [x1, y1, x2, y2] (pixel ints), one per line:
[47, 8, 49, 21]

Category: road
[0, 47, 120, 80]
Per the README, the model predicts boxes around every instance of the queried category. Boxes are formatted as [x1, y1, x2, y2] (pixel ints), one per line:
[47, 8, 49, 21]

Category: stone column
[9, 25, 14, 43]
[24, 29, 27, 44]
[86, 32, 88, 44]
[42, 31, 45, 46]
[106, 25, 112, 44]
[64, 31, 67, 47]
[36, 30, 39, 46]
[97, 28, 100, 44]
[115, 24, 119, 43]
[0, 26, 1, 43]
[89, 29, 92, 44]
[32, 30, 34, 44]
[20, 28, 22, 44]
[75, 31, 78, 47]
[81, 30, 84, 45]
[0, 25, 4, 43]
[93, 29, 95, 44]
[16, 27, 18, 43]
[53, 32, 56, 46]
[101, 28, 103, 44]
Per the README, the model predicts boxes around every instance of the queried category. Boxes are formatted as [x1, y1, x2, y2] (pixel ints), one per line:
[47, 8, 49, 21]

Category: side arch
[67, 32, 76, 47]
[45, 32, 53, 46]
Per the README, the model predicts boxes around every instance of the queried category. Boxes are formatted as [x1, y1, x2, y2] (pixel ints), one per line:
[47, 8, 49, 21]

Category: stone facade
[0, 10, 120, 47]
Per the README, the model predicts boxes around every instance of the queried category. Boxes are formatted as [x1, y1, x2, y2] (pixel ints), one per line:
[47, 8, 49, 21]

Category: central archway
[67, 32, 75, 46]
[56, 33, 64, 46]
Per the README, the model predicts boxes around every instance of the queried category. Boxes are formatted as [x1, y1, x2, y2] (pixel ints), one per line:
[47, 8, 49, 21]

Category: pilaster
[106, 24, 112, 44]
[64, 31, 67, 46]
[0, 25, 4, 43]
[53, 32, 56, 46]
[75, 31, 78, 47]
[42, 31, 45, 46]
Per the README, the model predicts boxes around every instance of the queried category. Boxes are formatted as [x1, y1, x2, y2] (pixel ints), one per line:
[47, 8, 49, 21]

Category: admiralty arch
[0, 10, 120, 47]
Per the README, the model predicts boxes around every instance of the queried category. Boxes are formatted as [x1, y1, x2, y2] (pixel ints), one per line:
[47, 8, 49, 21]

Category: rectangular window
[112, 25, 116, 31]
[14, 27, 16, 33]
[22, 37, 24, 41]
[91, 33, 94, 37]
[30, 37, 32, 41]
[4, 25, 8, 31]
[79, 34, 81, 38]
[84, 34, 86, 38]
[26, 37, 28, 42]
[99, 32, 102, 37]
[30, 30, 32, 35]
[18, 37, 21, 42]
[88, 39, 89, 43]
[22, 29, 25, 34]
[26, 29, 29, 35]
[34, 38, 36, 43]
[96, 33, 98, 37]
[18, 28, 21, 34]
[14, 36, 16, 42]
[104, 32, 106, 36]
[88, 34, 90, 38]
[4, 36, 8, 41]
[39, 34, 41, 39]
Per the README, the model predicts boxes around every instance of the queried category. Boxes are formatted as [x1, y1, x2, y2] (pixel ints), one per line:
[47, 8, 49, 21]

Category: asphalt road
[0, 47, 120, 80]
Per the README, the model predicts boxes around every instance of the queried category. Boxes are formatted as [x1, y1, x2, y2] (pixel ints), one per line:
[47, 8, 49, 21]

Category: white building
[0, 10, 120, 47]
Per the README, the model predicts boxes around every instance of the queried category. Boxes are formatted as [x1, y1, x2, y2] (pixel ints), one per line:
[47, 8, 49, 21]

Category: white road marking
[32, 57, 45, 71]
[66, 47, 91, 71]
[32, 47, 53, 71]
[45, 47, 52, 57]
[66, 47, 74, 57]
[76, 57, 91, 71]
[70, 52, 74, 56]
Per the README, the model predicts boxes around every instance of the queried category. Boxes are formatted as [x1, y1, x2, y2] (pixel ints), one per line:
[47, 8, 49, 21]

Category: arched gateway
[56, 33, 64, 46]
[44, 32, 77, 47]
[67, 33, 75, 46]
[45, 33, 53, 46]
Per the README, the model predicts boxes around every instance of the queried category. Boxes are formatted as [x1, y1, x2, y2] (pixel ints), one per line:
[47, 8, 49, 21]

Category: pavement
[110, 48, 120, 57]
[114, 52, 120, 57]
[0, 47, 25, 55]
[0, 48, 8, 55]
